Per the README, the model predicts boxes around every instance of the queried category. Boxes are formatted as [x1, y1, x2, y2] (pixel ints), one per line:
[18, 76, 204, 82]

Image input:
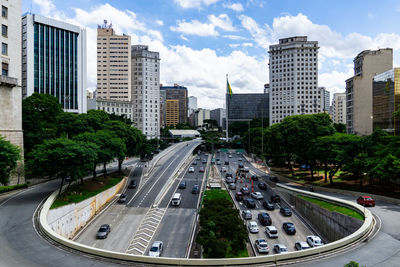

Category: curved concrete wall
[39, 181, 373, 266]
[47, 178, 126, 239]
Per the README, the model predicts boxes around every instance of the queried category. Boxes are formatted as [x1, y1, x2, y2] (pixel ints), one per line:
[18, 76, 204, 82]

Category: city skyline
[22, 0, 400, 109]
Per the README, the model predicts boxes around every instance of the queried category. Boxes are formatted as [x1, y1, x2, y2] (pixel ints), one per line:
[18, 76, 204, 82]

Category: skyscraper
[319, 87, 330, 113]
[331, 93, 346, 124]
[96, 21, 131, 101]
[160, 84, 188, 125]
[0, 0, 24, 185]
[346, 49, 393, 135]
[269, 36, 319, 125]
[188, 96, 197, 116]
[22, 13, 87, 113]
[131, 45, 160, 139]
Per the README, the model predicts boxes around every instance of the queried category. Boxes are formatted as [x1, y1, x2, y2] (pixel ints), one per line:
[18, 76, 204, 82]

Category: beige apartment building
[346, 48, 393, 135]
[165, 99, 179, 127]
[331, 93, 346, 124]
[96, 21, 131, 100]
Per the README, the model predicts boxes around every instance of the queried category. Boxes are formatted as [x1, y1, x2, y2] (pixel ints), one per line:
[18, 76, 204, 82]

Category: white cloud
[223, 34, 247, 40]
[239, 15, 271, 49]
[174, 0, 221, 9]
[208, 14, 236, 31]
[155, 20, 164, 26]
[33, 0, 55, 16]
[223, 3, 244, 12]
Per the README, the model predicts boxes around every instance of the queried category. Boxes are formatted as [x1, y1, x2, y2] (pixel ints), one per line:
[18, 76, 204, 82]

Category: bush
[0, 183, 28, 194]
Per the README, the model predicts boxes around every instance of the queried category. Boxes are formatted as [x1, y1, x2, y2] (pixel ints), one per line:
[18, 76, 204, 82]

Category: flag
[227, 79, 233, 98]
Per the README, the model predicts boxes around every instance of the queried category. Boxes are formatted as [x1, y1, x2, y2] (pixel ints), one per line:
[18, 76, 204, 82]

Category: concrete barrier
[39, 177, 374, 266]
[47, 177, 126, 239]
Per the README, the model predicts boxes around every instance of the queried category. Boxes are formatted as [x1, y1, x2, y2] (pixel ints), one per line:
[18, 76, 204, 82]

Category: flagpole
[226, 74, 229, 141]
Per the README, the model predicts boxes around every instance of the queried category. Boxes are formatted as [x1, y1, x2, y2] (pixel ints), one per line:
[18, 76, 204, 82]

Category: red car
[357, 196, 375, 207]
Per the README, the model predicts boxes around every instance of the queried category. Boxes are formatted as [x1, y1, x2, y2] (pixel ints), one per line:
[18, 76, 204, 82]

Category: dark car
[357, 196, 375, 207]
[128, 180, 137, 189]
[192, 161, 197, 165]
[226, 173, 233, 178]
[251, 175, 259, 181]
[258, 182, 267, 190]
[97, 224, 111, 239]
[258, 212, 272, 226]
[263, 200, 275, 210]
[118, 194, 127, 203]
[191, 185, 200, 194]
[283, 222, 296, 235]
[240, 187, 250, 195]
[244, 198, 256, 208]
[225, 161, 229, 165]
[235, 192, 244, 201]
[225, 177, 234, 184]
[178, 181, 186, 189]
[270, 194, 281, 203]
[238, 163, 244, 169]
[269, 175, 279, 183]
[280, 207, 292, 216]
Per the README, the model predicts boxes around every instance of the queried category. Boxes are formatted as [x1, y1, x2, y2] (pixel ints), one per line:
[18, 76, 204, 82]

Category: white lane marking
[0, 187, 35, 208]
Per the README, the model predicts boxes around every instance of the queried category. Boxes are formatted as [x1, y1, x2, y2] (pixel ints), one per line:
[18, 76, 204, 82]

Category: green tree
[22, 93, 63, 153]
[0, 136, 21, 185]
[26, 138, 97, 195]
[333, 123, 347, 133]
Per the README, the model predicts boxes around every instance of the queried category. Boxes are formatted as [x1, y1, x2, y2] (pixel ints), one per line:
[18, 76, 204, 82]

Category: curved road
[1, 147, 399, 266]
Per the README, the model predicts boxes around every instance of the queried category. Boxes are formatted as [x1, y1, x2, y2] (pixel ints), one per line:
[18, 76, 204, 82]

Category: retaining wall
[47, 178, 126, 239]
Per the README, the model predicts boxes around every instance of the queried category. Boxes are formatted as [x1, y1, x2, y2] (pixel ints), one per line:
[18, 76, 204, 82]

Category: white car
[188, 167, 195, 173]
[307, 235, 323, 247]
[149, 241, 163, 257]
[255, 239, 269, 253]
[295, 241, 311, 250]
[250, 192, 263, 200]
[221, 167, 227, 172]
[248, 221, 259, 233]
[228, 155, 232, 158]
[265, 226, 278, 238]
[274, 244, 288, 254]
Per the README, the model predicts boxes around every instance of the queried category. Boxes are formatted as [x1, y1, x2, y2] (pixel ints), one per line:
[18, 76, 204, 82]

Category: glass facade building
[22, 13, 87, 113]
[227, 93, 269, 122]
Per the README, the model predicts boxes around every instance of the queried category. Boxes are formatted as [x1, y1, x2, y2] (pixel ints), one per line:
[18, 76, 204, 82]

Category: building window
[1, 42, 7, 55]
[1, 6, 7, 18]
[2, 62, 8, 76]
[1, 24, 7, 37]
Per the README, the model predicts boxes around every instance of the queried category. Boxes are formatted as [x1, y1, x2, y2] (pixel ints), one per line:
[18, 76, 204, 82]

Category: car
[244, 198, 256, 208]
[241, 210, 252, 220]
[283, 222, 296, 235]
[270, 194, 281, 203]
[202, 159, 207, 164]
[357, 196, 375, 207]
[238, 158, 243, 161]
[192, 161, 197, 165]
[235, 192, 243, 201]
[258, 182, 267, 190]
[306, 235, 323, 247]
[236, 152, 241, 155]
[243, 167, 250, 172]
[251, 175, 259, 181]
[226, 173, 233, 178]
[149, 241, 163, 257]
[228, 154, 232, 158]
[118, 194, 127, 203]
[221, 167, 227, 172]
[240, 187, 250, 195]
[199, 167, 205, 173]
[263, 200, 275, 210]
[280, 207, 292, 216]
[251, 192, 263, 200]
[269, 175, 279, 183]
[265, 225, 278, 238]
[196, 157, 201, 160]
[228, 183, 236, 190]
[178, 181, 186, 189]
[188, 167, 195, 173]
[97, 224, 111, 239]
[248, 221, 259, 233]
[295, 241, 311, 250]
[128, 180, 137, 189]
[216, 160, 221, 165]
[255, 239, 269, 253]
[238, 163, 244, 168]
[274, 244, 288, 254]
[258, 212, 272, 226]
[191, 185, 200, 194]
[225, 177, 234, 184]
[225, 161, 229, 165]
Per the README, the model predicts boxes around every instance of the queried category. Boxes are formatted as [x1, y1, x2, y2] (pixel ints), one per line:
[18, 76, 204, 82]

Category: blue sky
[23, 0, 400, 109]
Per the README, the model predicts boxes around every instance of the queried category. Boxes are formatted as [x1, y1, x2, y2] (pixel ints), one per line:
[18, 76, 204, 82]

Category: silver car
[241, 210, 252, 220]
[97, 224, 111, 239]
[255, 239, 269, 253]
[229, 183, 236, 190]
[295, 241, 311, 250]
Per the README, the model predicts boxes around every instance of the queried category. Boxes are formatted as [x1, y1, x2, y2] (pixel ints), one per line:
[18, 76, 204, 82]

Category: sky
[22, 0, 400, 109]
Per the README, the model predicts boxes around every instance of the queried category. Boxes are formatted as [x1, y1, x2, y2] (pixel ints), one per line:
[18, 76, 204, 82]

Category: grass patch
[204, 189, 232, 202]
[298, 195, 364, 220]
[51, 172, 124, 209]
[0, 183, 28, 194]
[225, 247, 249, 258]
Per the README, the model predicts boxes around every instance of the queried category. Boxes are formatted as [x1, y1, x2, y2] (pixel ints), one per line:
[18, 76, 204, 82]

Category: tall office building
[210, 108, 226, 128]
[269, 36, 319, 125]
[193, 108, 210, 127]
[346, 49, 392, 135]
[188, 96, 197, 116]
[0, 0, 24, 185]
[227, 93, 269, 122]
[373, 68, 400, 135]
[165, 99, 179, 127]
[96, 21, 131, 101]
[160, 84, 188, 125]
[131, 45, 160, 139]
[159, 89, 166, 128]
[331, 93, 346, 124]
[22, 13, 87, 113]
[319, 87, 330, 113]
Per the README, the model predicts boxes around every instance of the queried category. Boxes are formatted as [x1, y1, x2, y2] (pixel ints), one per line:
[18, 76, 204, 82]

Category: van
[171, 193, 181, 206]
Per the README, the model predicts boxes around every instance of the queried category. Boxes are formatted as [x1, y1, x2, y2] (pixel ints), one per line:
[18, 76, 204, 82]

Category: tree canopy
[0, 136, 21, 185]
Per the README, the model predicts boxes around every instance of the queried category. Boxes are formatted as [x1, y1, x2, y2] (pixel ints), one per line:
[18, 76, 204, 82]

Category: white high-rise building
[188, 96, 197, 116]
[131, 45, 160, 139]
[22, 13, 87, 113]
[331, 93, 346, 124]
[319, 87, 330, 112]
[269, 36, 319, 125]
